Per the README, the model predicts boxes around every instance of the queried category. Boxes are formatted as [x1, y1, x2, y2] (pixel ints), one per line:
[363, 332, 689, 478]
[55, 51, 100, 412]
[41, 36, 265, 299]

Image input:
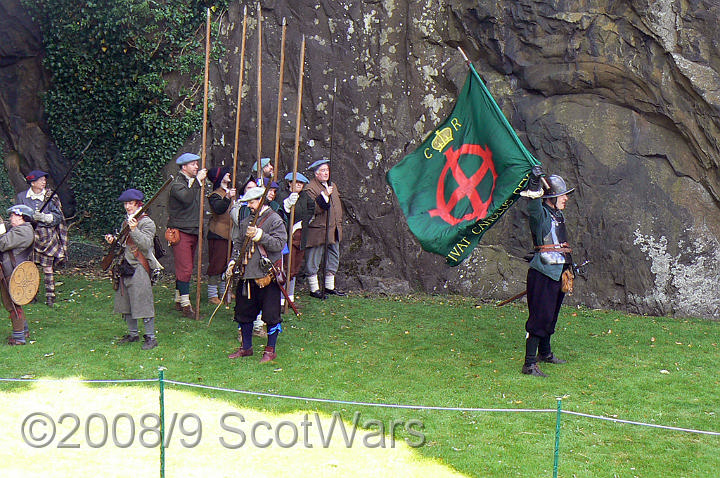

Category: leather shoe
[180, 304, 202, 320]
[141, 335, 158, 350]
[521, 363, 548, 377]
[208, 297, 222, 305]
[540, 354, 567, 364]
[229, 347, 253, 359]
[260, 346, 276, 363]
[118, 334, 140, 344]
[325, 288, 346, 296]
[7, 337, 26, 346]
[309, 290, 325, 300]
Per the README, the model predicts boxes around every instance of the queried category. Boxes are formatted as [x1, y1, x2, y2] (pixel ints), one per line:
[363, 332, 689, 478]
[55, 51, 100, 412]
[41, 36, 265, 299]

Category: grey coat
[231, 207, 287, 280]
[114, 215, 157, 319]
[0, 221, 34, 277]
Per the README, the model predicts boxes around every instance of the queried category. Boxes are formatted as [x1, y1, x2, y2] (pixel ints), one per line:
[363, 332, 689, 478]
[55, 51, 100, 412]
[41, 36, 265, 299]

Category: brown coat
[207, 188, 233, 240]
[304, 178, 343, 248]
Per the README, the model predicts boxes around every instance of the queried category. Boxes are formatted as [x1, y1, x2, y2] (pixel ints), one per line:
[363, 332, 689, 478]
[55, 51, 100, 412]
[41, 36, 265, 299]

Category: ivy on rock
[25, 0, 227, 232]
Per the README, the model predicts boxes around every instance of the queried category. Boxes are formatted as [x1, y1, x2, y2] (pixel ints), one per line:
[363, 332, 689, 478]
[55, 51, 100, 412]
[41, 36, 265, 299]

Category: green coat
[167, 173, 201, 234]
[527, 199, 566, 282]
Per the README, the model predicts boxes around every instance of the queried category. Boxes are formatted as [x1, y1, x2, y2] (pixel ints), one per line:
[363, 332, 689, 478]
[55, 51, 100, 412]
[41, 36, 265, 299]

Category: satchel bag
[164, 227, 180, 246]
[254, 241, 285, 288]
[153, 234, 167, 258]
[253, 258, 285, 288]
[113, 258, 136, 278]
[254, 273, 274, 288]
[561, 268, 574, 294]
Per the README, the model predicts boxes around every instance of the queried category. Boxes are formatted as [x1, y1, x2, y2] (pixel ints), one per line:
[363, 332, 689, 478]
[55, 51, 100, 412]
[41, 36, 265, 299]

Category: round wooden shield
[9, 261, 40, 306]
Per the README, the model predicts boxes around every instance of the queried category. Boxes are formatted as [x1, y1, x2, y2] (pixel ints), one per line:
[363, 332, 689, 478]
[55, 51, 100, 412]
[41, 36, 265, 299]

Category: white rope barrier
[164, 379, 556, 413]
[561, 410, 720, 436]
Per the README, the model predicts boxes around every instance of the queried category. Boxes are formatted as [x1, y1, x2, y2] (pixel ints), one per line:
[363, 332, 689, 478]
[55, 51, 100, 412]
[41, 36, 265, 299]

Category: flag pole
[457, 46, 470, 64]
[195, 8, 211, 320]
[228, 5, 249, 269]
[456, 47, 540, 167]
[283, 35, 305, 313]
[320, 77, 337, 298]
[256, 2, 263, 182]
[272, 17, 287, 181]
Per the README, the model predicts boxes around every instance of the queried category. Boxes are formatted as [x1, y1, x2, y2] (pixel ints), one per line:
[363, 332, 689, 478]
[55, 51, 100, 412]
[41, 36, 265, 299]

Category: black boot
[539, 354, 567, 364]
[521, 362, 548, 377]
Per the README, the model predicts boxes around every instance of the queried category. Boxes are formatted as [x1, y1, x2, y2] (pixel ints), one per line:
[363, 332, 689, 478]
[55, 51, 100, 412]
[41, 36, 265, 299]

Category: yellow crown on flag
[431, 127, 453, 152]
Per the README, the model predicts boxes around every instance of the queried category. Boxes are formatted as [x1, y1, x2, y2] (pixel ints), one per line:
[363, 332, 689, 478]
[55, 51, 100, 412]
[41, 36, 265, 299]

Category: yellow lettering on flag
[446, 236, 471, 262]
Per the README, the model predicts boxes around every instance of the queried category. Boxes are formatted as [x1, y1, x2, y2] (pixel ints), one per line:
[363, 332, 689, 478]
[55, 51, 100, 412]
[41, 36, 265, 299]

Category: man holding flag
[387, 49, 577, 377]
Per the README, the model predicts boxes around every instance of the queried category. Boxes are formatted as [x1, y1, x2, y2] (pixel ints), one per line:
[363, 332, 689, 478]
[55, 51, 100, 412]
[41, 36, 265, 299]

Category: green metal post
[553, 398, 562, 478]
[159, 369, 166, 478]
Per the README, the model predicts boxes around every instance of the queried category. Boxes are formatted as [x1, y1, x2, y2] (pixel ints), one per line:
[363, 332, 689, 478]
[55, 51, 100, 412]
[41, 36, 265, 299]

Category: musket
[208, 184, 273, 325]
[101, 176, 174, 271]
[38, 139, 92, 213]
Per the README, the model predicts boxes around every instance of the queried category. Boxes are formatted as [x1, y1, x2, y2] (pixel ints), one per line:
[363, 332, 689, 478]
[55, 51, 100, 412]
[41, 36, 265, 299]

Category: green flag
[387, 64, 540, 266]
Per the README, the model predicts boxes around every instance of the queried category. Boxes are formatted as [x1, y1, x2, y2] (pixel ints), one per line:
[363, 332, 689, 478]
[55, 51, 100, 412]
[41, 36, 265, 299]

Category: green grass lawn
[0, 273, 718, 477]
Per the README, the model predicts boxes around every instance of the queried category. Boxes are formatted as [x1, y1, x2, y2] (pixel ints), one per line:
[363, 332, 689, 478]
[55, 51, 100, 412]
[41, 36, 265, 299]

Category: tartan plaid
[33, 195, 68, 267]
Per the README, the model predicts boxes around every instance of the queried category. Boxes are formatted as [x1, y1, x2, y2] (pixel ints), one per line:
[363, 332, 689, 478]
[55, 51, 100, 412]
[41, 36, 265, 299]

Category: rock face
[2, 0, 720, 319]
[0, 0, 75, 213]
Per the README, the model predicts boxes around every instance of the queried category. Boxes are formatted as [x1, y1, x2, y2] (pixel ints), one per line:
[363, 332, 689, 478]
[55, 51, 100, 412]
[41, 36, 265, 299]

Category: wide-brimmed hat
[239, 186, 266, 202]
[25, 170, 49, 183]
[117, 188, 144, 202]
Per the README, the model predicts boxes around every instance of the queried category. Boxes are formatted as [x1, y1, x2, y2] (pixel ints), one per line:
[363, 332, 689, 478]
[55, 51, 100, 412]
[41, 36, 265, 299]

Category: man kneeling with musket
[1, 205, 35, 345]
[226, 186, 287, 363]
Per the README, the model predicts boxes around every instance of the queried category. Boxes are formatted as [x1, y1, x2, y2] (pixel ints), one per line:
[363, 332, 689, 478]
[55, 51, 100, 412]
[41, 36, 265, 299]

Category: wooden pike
[283, 35, 306, 313]
[195, 8, 211, 320]
[256, 2, 263, 181]
[227, 5, 249, 265]
[272, 17, 287, 181]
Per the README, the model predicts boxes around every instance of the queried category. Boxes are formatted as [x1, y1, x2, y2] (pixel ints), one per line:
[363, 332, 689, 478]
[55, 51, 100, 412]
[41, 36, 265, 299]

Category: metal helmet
[542, 175, 575, 198]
